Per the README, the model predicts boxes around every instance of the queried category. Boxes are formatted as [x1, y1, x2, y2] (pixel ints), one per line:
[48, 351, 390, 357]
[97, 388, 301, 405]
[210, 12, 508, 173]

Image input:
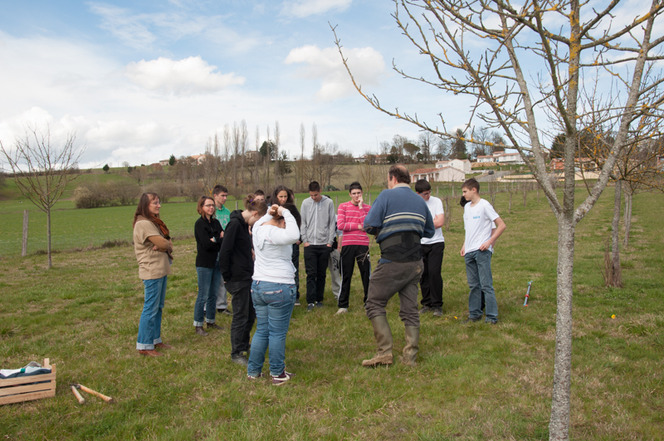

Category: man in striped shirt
[336, 182, 372, 314]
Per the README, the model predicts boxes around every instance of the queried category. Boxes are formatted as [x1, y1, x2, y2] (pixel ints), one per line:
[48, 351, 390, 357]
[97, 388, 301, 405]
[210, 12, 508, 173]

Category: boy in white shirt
[460, 178, 506, 324]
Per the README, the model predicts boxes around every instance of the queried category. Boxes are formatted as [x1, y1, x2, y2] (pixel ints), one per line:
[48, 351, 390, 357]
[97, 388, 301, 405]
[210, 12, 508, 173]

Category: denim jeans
[247, 281, 296, 377]
[464, 250, 498, 321]
[292, 243, 300, 301]
[137, 275, 167, 350]
[194, 266, 221, 326]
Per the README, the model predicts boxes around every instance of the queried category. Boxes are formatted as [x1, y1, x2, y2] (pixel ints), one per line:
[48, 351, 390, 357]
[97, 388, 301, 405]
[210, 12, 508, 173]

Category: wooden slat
[0, 390, 55, 405]
[0, 359, 56, 406]
[0, 372, 56, 388]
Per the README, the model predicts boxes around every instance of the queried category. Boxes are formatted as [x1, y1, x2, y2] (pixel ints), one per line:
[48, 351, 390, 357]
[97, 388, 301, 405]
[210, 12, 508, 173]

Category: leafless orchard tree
[333, 1, 664, 439]
[1, 126, 84, 268]
[273, 121, 281, 187]
[254, 125, 261, 190]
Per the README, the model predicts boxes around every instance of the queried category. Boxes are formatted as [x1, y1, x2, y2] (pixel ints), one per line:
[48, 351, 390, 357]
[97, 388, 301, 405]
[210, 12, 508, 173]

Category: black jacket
[194, 215, 222, 268]
[219, 210, 254, 283]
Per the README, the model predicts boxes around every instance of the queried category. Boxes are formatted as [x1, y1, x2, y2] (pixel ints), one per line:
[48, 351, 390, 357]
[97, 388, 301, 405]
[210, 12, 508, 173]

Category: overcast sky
[0, 0, 471, 169]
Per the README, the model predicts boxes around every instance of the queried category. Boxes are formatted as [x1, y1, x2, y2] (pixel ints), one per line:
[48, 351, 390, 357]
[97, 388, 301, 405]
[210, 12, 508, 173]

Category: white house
[412, 166, 466, 183]
[476, 155, 495, 164]
[495, 152, 525, 164]
[436, 159, 471, 174]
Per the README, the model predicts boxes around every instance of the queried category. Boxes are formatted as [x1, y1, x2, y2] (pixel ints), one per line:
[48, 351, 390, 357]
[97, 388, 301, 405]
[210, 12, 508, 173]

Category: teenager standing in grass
[270, 185, 302, 305]
[247, 204, 300, 385]
[415, 179, 446, 317]
[192, 196, 223, 336]
[300, 181, 336, 311]
[336, 181, 371, 314]
[460, 178, 506, 324]
[219, 194, 267, 366]
[213, 185, 232, 316]
[133, 192, 173, 357]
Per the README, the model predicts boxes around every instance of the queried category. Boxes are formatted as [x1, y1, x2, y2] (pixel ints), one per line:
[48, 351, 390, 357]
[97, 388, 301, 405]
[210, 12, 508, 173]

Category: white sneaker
[336, 308, 348, 315]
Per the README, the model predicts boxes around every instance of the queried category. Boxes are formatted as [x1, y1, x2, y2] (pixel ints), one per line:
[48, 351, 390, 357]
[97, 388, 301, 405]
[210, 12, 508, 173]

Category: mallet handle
[79, 384, 114, 403]
[71, 385, 86, 404]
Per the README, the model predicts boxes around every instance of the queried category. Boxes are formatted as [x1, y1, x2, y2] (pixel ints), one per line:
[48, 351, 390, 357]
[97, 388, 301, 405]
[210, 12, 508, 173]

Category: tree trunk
[549, 215, 575, 441]
[523, 185, 528, 208]
[46, 208, 53, 269]
[608, 181, 623, 287]
[22, 210, 29, 257]
[623, 187, 633, 248]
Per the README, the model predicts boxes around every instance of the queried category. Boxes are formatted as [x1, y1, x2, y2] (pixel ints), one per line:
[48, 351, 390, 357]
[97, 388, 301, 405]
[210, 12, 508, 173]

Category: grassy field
[1, 185, 663, 440]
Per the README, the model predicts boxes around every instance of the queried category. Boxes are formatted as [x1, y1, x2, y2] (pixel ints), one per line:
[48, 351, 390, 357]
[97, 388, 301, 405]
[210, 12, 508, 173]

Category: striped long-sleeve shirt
[337, 201, 370, 246]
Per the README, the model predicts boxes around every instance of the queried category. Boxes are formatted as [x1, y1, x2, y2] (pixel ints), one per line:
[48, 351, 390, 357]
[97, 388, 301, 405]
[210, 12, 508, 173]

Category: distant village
[151, 150, 664, 184]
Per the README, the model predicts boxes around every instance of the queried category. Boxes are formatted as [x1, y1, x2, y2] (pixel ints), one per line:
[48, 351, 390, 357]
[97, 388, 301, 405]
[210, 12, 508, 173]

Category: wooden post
[22, 210, 28, 257]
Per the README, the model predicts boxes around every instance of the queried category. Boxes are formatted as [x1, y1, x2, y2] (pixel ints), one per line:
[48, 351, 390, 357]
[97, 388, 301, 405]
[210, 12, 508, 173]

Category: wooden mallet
[73, 383, 114, 403]
[70, 385, 85, 404]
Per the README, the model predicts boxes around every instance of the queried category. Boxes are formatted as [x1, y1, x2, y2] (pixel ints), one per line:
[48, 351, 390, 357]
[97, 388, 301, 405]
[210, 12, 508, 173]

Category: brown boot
[401, 326, 419, 366]
[362, 315, 393, 367]
[195, 326, 208, 336]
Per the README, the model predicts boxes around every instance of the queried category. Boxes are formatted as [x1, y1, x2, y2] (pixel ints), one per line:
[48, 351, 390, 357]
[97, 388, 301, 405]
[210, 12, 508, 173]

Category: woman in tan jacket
[133, 192, 173, 357]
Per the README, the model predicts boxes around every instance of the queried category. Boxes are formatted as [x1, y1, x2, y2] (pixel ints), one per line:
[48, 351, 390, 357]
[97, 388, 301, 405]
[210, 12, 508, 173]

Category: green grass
[1, 186, 663, 440]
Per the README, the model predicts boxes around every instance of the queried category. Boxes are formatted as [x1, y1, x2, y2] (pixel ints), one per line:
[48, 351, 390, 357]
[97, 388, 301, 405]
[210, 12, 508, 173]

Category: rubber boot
[401, 326, 420, 366]
[362, 315, 393, 367]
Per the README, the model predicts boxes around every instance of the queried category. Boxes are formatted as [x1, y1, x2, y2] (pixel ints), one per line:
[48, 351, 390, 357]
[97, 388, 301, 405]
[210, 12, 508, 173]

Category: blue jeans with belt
[464, 249, 498, 321]
[137, 275, 167, 350]
[247, 281, 296, 377]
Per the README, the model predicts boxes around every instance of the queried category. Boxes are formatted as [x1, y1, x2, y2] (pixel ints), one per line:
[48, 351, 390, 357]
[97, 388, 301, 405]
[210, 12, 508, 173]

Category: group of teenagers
[131, 164, 506, 385]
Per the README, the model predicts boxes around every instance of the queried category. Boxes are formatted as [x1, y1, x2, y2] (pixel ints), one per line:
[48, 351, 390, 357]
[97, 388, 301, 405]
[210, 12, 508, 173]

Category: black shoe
[432, 308, 443, 317]
[462, 317, 481, 324]
[231, 354, 248, 367]
[307, 303, 315, 311]
[315, 302, 323, 308]
[207, 323, 222, 330]
[195, 326, 208, 336]
[419, 306, 432, 314]
[486, 319, 498, 325]
[218, 309, 233, 316]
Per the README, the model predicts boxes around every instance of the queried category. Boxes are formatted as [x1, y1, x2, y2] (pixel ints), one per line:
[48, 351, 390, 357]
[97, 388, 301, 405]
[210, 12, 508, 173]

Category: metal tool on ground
[71, 383, 114, 403]
[523, 281, 532, 306]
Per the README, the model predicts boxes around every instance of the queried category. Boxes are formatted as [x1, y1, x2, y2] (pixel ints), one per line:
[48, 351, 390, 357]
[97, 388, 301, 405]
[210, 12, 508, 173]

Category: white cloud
[88, 3, 157, 49]
[88, 2, 262, 54]
[125, 57, 245, 95]
[281, 0, 352, 18]
[284, 45, 385, 101]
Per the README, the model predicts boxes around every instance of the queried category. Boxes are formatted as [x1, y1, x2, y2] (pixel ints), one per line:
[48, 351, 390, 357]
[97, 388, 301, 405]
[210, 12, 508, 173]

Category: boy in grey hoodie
[300, 181, 336, 310]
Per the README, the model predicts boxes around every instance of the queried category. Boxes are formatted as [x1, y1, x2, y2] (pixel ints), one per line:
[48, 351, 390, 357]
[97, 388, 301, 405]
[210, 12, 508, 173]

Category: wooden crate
[0, 358, 56, 405]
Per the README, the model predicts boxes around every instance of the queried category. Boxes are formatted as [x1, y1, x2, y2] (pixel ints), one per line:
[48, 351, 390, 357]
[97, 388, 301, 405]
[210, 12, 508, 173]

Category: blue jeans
[247, 281, 296, 377]
[137, 276, 167, 350]
[464, 250, 498, 321]
[194, 266, 221, 326]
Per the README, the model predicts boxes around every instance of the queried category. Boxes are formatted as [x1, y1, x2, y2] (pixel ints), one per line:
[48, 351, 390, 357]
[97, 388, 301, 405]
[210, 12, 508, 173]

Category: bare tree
[239, 120, 248, 190]
[201, 137, 219, 195]
[1, 126, 84, 268]
[254, 125, 260, 189]
[273, 121, 280, 187]
[418, 131, 438, 162]
[333, 1, 664, 439]
[295, 123, 305, 191]
[231, 123, 240, 190]
[358, 155, 381, 198]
